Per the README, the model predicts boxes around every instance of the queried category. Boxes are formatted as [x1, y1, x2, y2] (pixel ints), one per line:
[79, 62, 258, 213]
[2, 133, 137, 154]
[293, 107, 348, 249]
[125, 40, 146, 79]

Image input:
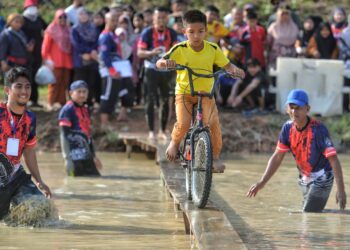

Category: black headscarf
[314, 22, 337, 59]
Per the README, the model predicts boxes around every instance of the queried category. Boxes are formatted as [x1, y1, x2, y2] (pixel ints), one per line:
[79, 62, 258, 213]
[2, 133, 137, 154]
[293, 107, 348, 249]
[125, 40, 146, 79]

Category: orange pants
[171, 94, 222, 159]
[48, 68, 71, 105]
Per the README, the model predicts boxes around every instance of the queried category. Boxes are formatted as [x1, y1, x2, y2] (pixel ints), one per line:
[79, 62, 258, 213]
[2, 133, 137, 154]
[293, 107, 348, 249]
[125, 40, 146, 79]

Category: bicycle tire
[191, 131, 213, 208]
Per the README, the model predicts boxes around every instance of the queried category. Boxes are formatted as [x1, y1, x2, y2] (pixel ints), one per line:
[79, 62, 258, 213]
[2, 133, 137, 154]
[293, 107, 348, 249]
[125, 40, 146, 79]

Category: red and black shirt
[58, 100, 91, 138]
[0, 103, 37, 166]
[276, 118, 336, 176]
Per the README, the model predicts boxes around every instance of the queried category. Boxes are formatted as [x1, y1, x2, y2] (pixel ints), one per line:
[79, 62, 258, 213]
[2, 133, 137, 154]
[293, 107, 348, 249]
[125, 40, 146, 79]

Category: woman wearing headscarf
[330, 7, 347, 40]
[306, 22, 339, 59]
[295, 16, 318, 57]
[0, 13, 33, 73]
[42, 9, 73, 111]
[267, 7, 299, 68]
[70, 7, 99, 107]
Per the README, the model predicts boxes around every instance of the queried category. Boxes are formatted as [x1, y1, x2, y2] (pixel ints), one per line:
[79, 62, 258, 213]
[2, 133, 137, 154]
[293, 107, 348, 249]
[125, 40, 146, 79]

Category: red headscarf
[45, 9, 71, 53]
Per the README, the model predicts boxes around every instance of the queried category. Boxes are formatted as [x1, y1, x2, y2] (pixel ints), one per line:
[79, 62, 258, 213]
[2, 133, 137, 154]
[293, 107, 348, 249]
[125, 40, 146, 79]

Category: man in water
[247, 89, 346, 212]
[0, 67, 51, 220]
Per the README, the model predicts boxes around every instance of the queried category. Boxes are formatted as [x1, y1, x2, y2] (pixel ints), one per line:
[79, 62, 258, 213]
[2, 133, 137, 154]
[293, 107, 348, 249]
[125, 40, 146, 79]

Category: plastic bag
[35, 65, 56, 85]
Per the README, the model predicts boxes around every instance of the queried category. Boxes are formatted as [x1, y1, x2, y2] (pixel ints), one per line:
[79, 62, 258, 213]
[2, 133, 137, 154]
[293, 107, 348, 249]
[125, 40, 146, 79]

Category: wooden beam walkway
[119, 132, 246, 250]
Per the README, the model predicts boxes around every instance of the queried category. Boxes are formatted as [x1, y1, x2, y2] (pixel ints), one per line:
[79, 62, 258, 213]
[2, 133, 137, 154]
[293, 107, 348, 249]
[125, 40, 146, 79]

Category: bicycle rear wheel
[191, 131, 213, 208]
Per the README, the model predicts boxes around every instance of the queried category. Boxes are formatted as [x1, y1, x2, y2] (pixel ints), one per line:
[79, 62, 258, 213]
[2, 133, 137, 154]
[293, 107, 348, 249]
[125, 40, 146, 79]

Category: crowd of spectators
[1, 0, 350, 126]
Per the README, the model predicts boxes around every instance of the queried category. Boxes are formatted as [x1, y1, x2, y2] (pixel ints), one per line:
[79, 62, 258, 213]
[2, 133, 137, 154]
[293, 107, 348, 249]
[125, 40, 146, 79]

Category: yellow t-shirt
[163, 40, 230, 95]
[207, 21, 230, 43]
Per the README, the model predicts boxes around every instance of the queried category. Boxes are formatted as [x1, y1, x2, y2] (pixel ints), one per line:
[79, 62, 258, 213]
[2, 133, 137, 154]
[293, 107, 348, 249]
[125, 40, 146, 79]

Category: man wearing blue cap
[247, 89, 347, 212]
[58, 80, 102, 176]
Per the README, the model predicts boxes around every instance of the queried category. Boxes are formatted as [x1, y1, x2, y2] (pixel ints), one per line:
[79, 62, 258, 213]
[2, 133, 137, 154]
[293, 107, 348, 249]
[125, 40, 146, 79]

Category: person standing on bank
[70, 7, 99, 107]
[42, 9, 73, 111]
[22, 0, 47, 108]
[0, 67, 51, 219]
[247, 89, 346, 212]
[137, 7, 178, 140]
[0, 13, 34, 73]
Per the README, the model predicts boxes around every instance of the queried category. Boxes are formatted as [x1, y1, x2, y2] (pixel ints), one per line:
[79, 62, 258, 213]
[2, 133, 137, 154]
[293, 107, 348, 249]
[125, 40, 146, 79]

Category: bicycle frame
[175, 64, 229, 160]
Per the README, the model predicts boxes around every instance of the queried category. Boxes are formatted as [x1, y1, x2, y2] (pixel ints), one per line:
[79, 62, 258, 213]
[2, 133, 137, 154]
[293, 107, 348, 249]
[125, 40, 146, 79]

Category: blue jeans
[0, 169, 43, 219]
[299, 171, 334, 212]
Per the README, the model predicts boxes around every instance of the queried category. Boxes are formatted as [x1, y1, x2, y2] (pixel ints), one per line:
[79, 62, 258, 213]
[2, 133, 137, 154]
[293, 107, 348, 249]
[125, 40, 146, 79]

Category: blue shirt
[70, 25, 99, 68]
[98, 30, 120, 69]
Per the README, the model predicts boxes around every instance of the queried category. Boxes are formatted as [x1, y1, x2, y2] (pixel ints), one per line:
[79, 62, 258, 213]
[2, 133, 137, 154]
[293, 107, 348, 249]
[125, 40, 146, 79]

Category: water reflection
[0, 152, 190, 249]
[213, 154, 350, 249]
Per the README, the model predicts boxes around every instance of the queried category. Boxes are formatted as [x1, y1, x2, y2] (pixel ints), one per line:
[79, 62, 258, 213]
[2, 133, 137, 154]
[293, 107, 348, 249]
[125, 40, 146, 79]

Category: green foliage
[1, 0, 349, 24]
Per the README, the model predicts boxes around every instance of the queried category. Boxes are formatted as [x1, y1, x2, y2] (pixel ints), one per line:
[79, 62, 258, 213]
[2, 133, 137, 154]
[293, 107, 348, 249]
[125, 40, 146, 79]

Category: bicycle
[169, 64, 236, 208]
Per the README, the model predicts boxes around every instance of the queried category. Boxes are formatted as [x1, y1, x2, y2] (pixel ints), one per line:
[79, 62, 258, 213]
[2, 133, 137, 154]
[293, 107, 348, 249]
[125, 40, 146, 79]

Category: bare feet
[157, 131, 168, 140]
[166, 140, 179, 162]
[117, 107, 129, 122]
[213, 159, 225, 173]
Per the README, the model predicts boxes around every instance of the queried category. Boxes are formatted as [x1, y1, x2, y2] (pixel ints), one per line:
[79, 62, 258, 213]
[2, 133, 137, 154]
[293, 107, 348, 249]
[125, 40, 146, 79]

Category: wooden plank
[118, 132, 246, 249]
[159, 161, 246, 250]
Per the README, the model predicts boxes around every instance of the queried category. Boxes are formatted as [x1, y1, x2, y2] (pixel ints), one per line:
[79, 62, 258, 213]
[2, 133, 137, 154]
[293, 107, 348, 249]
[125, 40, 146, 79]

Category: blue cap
[286, 89, 309, 107]
[70, 80, 88, 91]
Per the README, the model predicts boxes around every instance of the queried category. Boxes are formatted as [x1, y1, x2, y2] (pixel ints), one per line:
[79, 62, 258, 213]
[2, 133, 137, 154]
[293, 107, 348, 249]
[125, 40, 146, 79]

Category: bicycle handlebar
[171, 64, 233, 98]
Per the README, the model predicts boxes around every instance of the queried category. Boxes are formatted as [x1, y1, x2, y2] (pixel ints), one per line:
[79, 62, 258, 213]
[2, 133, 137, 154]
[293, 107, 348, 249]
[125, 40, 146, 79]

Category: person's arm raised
[246, 150, 285, 197]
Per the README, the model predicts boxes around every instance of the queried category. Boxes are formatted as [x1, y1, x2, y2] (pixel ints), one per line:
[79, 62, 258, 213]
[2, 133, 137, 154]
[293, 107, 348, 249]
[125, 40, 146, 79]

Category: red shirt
[0, 103, 37, 166]
[42, 33, 73, 69]
[241, 25, 266, 67]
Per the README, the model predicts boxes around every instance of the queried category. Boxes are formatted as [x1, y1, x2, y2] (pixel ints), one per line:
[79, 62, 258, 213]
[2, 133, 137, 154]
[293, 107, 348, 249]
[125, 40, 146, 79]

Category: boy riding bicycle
[156, 9, 245, 172]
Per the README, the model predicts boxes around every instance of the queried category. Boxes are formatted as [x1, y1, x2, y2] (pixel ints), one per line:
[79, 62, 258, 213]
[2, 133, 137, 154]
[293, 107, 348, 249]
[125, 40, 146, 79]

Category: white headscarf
[23, 6, 38, 22]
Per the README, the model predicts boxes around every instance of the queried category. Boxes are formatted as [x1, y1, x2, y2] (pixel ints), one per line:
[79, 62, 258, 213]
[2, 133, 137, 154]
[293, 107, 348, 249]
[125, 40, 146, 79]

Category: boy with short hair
[205, 5, 230, 44]
[156, 9, 245, 172]
[228, 58, 268, 112]
[58, 80, 102, 176]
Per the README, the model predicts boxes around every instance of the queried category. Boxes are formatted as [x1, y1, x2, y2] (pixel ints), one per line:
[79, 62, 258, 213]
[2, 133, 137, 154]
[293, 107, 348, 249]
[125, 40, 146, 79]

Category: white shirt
[65, 5, 79, 26]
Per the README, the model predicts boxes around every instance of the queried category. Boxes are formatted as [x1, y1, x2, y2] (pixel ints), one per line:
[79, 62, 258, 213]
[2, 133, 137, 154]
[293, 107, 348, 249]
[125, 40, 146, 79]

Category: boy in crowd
[0, 67, 51, 219]
[228, 58, 268, 113]
[205, 5, 230, 44]
[156, 10, 244, 172]
[58, 80, 102, 176]
[247, 89, 346, 212]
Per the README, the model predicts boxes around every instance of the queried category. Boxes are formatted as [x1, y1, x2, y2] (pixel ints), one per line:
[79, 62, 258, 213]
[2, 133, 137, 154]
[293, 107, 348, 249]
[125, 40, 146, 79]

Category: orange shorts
[171, 94, 222, 159]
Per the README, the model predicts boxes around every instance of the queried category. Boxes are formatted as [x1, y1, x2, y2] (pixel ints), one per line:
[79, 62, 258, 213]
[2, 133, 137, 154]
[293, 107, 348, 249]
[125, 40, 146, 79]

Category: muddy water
[212, 154, 350, 249]
[0, 152, 190, 249]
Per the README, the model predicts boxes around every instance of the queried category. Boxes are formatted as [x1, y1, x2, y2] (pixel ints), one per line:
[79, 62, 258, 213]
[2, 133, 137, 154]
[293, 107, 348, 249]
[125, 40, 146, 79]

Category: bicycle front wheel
[191, 131, 213, 208]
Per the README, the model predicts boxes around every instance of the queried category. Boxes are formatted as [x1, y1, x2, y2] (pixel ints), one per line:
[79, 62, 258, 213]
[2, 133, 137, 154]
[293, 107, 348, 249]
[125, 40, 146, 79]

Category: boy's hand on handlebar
[158, 59, 177, 69]
[165, 59, 177, 69]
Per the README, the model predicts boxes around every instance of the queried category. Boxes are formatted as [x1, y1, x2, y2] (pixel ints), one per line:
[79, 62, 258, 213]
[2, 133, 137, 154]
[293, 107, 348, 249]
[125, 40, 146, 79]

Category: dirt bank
[35, 107, 350, 154]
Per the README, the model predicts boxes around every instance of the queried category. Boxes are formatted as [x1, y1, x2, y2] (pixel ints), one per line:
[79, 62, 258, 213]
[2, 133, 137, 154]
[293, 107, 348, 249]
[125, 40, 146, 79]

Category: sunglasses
[59, 15, 67, 19]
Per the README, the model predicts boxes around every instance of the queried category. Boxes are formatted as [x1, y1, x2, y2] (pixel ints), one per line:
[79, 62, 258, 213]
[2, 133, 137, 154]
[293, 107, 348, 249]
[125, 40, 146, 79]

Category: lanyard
[7, 108, 23, 136]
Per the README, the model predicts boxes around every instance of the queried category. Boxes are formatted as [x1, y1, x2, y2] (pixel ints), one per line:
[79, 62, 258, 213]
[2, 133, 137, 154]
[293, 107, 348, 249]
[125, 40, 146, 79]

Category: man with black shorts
[0, 67, 51, 219]
[98, 11, 133, 128]
[137, 7, 178, 140]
